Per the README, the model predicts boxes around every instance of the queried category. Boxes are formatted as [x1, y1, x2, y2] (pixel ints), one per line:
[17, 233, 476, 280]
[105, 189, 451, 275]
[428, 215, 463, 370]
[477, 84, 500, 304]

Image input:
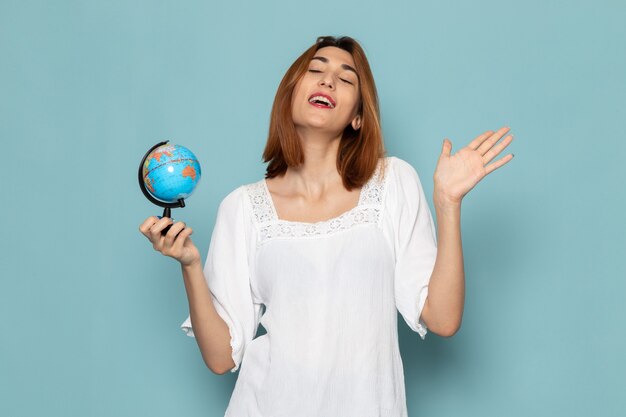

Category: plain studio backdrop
[1, 1, 624, 416]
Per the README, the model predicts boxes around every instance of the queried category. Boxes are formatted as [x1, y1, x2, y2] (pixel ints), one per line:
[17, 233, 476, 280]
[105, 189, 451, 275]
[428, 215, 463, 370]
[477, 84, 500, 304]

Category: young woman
[139, 35, 514, 416]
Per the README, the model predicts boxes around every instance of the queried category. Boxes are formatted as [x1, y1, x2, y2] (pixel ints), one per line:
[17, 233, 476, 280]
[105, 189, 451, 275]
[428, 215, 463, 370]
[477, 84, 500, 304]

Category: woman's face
[291, 46, 362, 137]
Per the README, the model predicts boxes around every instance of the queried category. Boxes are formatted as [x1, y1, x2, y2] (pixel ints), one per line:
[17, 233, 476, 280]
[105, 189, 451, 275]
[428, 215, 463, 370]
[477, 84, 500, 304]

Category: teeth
[309, 95, 334, 108]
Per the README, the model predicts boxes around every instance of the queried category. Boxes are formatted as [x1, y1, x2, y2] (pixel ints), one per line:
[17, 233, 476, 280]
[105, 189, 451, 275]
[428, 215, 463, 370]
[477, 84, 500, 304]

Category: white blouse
[181, 156, 438, 417]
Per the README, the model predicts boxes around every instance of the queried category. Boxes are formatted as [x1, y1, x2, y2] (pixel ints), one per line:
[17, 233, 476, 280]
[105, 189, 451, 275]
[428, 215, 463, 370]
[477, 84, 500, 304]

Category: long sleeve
[180, 186, 263, 372]
[388, 157, 438, 340]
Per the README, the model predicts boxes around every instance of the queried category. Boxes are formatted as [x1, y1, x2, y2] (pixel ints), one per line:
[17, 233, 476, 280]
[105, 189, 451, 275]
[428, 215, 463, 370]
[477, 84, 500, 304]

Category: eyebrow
[310, 56, 359, 78]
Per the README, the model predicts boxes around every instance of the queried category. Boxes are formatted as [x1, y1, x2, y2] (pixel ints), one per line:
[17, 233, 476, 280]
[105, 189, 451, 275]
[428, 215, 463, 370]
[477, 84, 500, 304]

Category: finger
[171, 227, 193, 253]
[476, 126, 511, 155]
[139, 216, 159, 237]
[149, 217, 174, 242]
[441, 138, 452, 157]
[484, 153, 514, 176]
[163, 221, 187, 248]
[482, 134, 514, 164]
[467, 129, 496, 150]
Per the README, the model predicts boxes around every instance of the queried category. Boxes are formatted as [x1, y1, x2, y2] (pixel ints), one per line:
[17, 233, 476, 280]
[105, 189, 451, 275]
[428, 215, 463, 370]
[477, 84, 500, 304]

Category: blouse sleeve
[388, 157, 438, 340]
[180, 186, 263, 373]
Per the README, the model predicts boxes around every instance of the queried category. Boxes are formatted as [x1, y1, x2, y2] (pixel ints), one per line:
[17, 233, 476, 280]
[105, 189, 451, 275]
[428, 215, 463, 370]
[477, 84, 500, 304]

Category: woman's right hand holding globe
[139, 216, 201, 267]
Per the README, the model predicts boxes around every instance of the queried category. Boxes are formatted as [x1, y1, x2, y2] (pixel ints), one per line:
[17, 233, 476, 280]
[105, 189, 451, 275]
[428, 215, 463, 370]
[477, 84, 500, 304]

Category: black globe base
[160, 199, 186, 236]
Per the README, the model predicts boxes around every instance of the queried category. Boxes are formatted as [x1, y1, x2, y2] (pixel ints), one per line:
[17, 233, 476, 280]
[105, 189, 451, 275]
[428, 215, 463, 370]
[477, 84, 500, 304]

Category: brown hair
[262, 35, 387, 190]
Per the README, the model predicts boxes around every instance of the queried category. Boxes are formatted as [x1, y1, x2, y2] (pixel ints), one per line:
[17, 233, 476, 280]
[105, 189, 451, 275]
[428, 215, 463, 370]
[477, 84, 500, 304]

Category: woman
[139, 35, 514, 416]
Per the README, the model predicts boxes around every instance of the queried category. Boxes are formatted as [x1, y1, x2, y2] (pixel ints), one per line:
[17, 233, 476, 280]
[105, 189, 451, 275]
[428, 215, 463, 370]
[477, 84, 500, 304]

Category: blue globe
[141, 143, 201, 204]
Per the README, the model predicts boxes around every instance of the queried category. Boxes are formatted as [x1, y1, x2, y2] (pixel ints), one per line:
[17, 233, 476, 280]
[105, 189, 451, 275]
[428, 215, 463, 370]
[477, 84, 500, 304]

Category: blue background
[2, 1, 625, 416]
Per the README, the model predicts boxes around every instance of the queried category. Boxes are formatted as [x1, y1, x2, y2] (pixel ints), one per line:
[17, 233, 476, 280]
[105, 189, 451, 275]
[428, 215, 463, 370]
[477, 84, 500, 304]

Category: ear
[351, 114, 362, 131]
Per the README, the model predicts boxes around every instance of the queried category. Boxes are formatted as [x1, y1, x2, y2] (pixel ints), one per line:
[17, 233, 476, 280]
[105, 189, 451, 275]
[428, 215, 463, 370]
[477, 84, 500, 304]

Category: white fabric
[181, 156, 438, 417]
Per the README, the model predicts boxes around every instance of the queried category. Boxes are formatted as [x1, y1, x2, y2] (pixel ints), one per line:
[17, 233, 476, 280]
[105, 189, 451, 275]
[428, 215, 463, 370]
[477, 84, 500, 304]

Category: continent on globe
[182, 165, 198, 181]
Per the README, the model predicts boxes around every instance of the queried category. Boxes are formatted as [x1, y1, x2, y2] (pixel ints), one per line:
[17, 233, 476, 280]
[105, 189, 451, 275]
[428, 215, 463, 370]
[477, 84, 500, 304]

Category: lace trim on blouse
[245, 158, 388, 242]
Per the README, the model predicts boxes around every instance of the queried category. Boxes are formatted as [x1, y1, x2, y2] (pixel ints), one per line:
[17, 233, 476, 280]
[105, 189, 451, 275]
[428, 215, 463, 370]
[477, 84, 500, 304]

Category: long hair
[262, 35, 387, 190]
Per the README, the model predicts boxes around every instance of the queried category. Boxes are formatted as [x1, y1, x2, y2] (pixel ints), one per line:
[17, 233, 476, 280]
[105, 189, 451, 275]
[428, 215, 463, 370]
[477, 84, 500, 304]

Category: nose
[319, 76, 334, 89]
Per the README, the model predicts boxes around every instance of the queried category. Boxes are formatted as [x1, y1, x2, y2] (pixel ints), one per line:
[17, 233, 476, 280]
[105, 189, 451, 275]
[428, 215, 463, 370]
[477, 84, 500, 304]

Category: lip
[308, 91, 336, 108]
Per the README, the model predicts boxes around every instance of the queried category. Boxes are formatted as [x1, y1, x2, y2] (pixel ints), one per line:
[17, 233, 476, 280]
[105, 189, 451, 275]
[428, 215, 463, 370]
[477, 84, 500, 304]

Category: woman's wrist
[433, 190, 462, 212]
[181, 257, 202, 272]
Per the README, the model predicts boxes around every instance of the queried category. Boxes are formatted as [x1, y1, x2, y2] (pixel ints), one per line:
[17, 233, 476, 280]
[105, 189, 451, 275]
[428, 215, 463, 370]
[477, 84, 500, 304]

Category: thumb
[441, 138, 452, 157]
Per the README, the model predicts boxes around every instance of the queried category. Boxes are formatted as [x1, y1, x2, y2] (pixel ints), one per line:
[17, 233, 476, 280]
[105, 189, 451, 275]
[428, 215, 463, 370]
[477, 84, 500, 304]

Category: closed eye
[308, 69, 353, 85]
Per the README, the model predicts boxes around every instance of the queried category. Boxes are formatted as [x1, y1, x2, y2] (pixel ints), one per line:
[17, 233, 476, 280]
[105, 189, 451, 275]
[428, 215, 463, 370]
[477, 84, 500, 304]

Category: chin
[293, 110, 345, 131]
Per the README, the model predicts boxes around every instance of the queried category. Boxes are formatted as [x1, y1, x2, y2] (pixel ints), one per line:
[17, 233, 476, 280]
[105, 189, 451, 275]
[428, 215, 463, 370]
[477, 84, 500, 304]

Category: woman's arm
[421, 126, 514, 337]
[420, 200, 464, 337]
[181, 260, 236, 374]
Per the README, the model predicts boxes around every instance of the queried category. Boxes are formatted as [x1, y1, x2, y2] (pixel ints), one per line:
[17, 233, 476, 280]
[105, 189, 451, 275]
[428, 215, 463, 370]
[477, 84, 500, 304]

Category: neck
[285, 127, 344, 195]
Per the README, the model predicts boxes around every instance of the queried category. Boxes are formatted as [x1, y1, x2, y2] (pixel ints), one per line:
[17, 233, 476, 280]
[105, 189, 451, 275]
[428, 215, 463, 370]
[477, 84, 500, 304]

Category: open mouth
[308, 93, 335, 109]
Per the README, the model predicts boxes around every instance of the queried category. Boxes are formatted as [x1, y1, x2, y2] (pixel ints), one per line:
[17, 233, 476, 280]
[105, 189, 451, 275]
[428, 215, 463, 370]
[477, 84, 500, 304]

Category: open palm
[434, 126, 515, 205]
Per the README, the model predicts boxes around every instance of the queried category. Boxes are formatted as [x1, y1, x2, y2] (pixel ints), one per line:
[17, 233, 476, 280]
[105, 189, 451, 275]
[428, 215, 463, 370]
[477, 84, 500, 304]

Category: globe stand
[138, 140, 187, 236]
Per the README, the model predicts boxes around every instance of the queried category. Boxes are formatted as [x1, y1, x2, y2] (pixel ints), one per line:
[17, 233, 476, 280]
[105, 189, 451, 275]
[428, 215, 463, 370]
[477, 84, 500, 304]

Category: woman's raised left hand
[433, 126, 514, 206]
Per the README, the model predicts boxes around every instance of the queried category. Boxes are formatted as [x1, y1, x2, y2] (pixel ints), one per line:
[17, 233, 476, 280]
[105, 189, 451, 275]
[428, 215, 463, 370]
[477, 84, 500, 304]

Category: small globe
[141, 143, 201, 204]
